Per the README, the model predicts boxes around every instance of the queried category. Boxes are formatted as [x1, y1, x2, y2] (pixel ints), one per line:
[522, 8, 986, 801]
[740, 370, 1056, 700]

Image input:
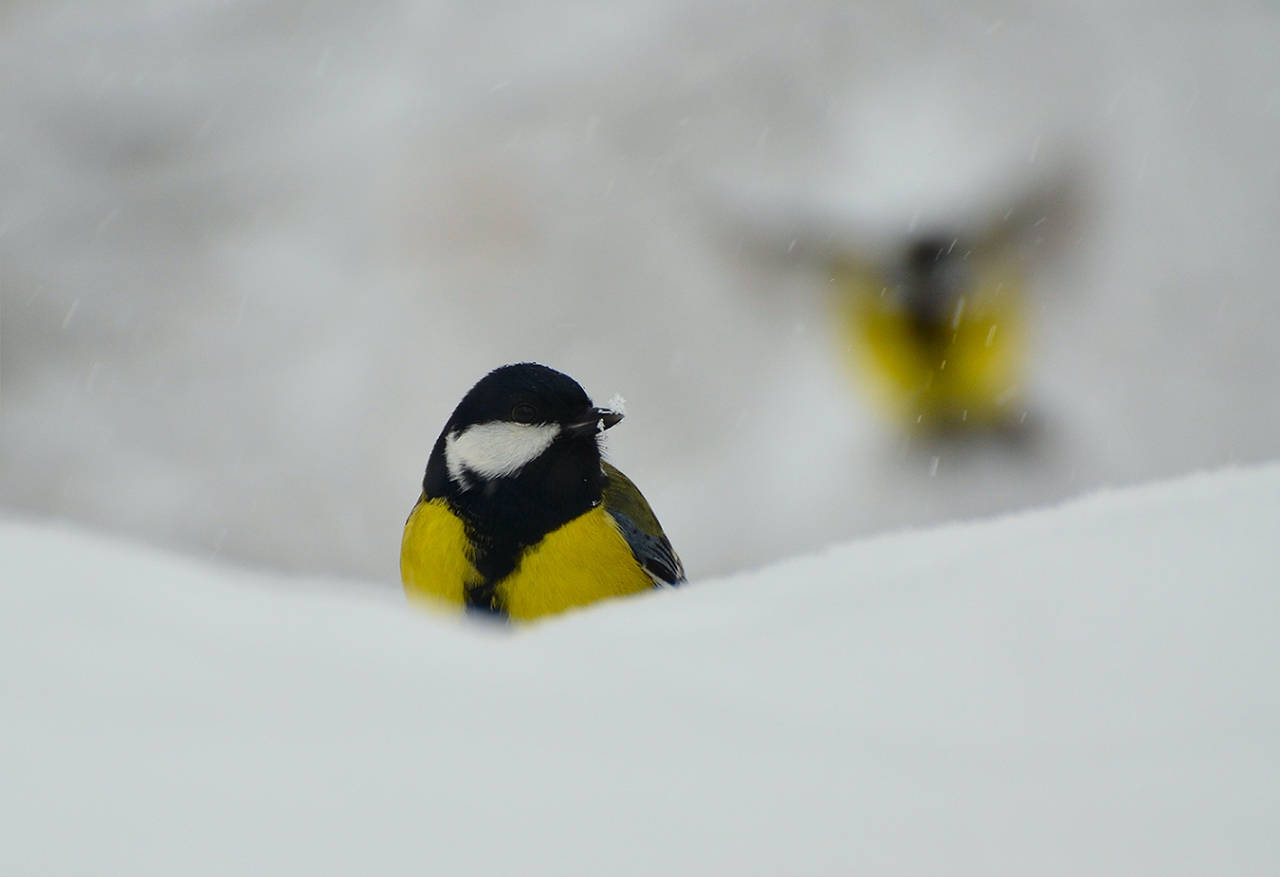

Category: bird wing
[601, 462, 685, 586]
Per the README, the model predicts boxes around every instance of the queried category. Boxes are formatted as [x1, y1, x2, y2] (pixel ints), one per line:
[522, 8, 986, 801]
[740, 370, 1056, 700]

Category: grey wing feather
[607, 509, 685, 586]
[600, 462, 685, 587]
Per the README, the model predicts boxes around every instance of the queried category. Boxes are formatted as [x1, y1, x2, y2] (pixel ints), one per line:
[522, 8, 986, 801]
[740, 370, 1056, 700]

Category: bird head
[426, 363, 623, 496]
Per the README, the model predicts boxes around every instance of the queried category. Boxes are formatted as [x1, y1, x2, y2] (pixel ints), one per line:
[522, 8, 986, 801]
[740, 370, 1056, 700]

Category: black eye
[511, 403, 537, 424]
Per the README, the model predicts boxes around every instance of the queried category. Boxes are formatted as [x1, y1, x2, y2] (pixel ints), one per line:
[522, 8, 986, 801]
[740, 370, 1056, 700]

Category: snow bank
[3, 464, 1277, 875]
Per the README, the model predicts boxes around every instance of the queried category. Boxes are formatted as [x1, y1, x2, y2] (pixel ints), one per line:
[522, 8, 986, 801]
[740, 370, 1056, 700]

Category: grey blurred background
[3, 0, 1278, 585]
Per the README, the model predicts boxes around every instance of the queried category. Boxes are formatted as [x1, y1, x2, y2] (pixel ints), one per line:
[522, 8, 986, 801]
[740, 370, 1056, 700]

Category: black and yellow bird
[833, 234, 1027, 434]
[401, 363, 684, 621]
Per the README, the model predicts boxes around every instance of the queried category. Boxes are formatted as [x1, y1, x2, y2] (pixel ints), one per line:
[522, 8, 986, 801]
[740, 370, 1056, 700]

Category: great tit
[401, 363, 684, 621]
[833, 234, 1026, 434]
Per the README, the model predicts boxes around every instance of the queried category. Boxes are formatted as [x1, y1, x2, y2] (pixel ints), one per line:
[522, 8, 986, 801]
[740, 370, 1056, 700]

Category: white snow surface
[4, 1, 1280, 583]
[4, 464, 1278, 875]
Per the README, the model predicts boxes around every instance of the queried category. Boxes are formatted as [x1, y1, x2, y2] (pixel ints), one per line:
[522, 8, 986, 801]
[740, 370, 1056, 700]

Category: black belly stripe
[464, 580, 506, 619]
[429, 434, 609, 615]
[459, 520, 528, 615]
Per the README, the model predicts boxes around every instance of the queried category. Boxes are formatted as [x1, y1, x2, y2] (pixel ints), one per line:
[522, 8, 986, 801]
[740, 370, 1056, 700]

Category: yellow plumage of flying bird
[833, 235, 1027, 433]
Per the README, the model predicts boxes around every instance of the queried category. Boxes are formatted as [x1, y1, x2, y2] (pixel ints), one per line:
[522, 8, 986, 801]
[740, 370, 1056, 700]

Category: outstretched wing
[601, 462, 685, 586]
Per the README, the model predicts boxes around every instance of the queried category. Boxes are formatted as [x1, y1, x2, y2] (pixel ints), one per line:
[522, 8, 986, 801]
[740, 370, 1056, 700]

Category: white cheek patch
[444, 421, 561, 487]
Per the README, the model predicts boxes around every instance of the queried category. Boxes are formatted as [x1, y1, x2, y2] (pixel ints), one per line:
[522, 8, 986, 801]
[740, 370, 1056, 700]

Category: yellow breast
[401, 499, 654, 621]
[400, 497, 482, 608]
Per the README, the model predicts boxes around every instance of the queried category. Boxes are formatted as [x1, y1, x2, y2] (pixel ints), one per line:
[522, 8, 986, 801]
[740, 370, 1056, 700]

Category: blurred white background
[3, 0, 1279, 584]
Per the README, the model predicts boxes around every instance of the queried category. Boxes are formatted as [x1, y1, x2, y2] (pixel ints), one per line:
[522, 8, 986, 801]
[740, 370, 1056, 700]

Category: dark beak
[564, 407, 624, 436]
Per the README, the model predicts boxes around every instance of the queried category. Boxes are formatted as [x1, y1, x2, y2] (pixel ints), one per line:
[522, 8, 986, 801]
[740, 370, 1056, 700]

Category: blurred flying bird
[832, 231, 1027, 434]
